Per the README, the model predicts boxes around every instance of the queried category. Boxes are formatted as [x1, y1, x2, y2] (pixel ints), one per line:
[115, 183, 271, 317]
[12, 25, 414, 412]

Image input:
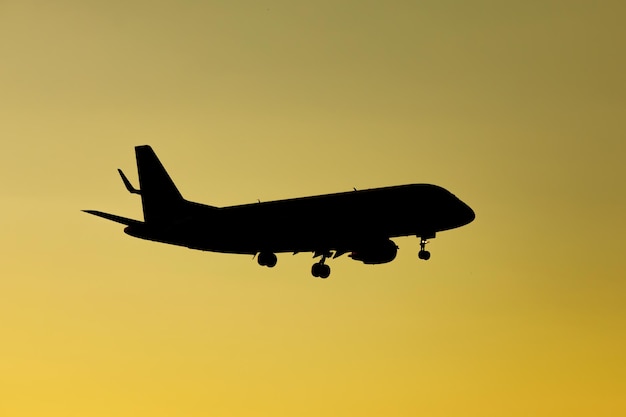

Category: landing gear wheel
[319, 264, 331, 279]
[418, 237, 432, 261]
[311, 262, 331, 278]
[258, 252, 277, 268]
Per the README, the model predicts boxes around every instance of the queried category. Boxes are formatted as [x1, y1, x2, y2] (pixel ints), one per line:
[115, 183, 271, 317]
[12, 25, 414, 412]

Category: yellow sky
[1, 1, 625, 416]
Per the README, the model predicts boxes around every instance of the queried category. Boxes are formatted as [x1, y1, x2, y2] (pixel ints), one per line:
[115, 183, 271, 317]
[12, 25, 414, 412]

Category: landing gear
[418, 237, 431, 260]
[311, 252, 331, 278]
[311, 262, 331, 279]
[258, 252, 277, 268]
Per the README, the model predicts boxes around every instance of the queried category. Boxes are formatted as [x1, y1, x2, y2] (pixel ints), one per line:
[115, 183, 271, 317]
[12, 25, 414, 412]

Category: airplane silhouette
[84, 145, 475, 278]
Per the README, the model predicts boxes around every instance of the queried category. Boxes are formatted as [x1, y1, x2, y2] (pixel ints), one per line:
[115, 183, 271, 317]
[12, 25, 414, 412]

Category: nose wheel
[418, 238, 431, 260]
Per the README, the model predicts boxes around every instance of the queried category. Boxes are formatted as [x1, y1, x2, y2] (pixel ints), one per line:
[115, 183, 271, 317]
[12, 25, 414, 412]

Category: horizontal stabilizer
[82, 210, 143, 226]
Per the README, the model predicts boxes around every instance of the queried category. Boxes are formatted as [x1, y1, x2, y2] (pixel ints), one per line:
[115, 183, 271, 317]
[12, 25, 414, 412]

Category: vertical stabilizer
[135, 145, 185, 223]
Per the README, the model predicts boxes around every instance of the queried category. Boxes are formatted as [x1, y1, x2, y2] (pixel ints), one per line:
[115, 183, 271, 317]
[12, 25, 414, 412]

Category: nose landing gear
[418, 237, 431, 260]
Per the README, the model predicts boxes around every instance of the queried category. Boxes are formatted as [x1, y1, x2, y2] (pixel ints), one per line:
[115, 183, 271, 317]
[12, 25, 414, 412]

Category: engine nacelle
[349, 239, 398, 264]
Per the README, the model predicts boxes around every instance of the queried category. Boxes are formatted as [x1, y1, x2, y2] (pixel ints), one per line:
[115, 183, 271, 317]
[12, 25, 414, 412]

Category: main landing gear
[256, 251, 332, 278]
[257, 251, 277, 268]
[311, 251, 331, 278]
[418, 237, 431, 260]
[311, 262, 331, 279]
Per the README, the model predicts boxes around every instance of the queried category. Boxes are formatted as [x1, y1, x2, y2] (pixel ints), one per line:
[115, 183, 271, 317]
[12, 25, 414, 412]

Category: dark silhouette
[84, 146, 475, 278]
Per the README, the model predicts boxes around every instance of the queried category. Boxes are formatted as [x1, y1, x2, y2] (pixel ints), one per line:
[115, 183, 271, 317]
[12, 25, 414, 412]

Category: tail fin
[135, 145, 186, 224]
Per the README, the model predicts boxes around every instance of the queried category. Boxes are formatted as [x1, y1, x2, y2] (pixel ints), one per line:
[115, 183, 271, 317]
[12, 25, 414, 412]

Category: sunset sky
[1, 1, 625, 416]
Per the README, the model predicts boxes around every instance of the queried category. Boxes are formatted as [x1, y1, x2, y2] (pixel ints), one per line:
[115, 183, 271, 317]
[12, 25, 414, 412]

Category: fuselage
[124, 184, 475, 255]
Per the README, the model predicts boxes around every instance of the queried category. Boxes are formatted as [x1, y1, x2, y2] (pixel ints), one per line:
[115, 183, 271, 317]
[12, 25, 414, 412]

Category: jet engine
[349, 239, 398, 264]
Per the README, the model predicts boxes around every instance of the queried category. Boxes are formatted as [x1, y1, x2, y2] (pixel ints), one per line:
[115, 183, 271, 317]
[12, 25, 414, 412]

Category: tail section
[85, 146, 192, 226]
[134, 145, 186, 224]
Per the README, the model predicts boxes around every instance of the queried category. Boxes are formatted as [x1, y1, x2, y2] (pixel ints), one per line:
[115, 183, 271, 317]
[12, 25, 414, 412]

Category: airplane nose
[462, 202, 476, 225]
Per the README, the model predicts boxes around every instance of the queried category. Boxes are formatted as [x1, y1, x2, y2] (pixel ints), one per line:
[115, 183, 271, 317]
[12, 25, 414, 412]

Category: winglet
[118, 169, 141, 194]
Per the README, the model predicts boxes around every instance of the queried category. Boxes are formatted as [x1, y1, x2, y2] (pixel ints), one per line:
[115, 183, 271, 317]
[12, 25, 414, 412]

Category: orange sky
[1, 1, 625, 416]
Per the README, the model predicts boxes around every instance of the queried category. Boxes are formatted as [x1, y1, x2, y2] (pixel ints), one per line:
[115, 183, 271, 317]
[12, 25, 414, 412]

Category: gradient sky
[1, 1, 625, 416]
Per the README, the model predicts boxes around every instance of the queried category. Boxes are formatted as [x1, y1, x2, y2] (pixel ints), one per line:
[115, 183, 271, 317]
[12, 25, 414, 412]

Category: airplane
[84, 145, 475, 278]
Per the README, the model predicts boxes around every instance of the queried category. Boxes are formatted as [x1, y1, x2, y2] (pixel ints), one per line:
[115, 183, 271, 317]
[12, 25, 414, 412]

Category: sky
[1, 1, 625, 416]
